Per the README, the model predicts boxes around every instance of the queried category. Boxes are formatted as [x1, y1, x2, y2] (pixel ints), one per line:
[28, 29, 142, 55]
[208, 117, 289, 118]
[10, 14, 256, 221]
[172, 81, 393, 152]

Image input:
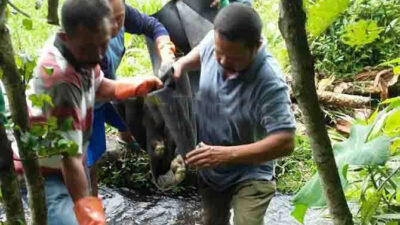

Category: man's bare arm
[186, 131, 295, 168]
[61, 155, 89, 201]
[173, 46, 201, 80]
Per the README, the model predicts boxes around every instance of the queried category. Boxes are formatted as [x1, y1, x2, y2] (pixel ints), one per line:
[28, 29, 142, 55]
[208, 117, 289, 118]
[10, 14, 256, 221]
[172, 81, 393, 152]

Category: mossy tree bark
[0, 1, 47, 224]
[0, 122, 26, 225]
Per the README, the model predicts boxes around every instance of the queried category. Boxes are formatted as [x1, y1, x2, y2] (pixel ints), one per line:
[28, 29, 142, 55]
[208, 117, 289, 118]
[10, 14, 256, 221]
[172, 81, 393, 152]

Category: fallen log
[317, 91, 371, 108]
[331, 81, 380, 95]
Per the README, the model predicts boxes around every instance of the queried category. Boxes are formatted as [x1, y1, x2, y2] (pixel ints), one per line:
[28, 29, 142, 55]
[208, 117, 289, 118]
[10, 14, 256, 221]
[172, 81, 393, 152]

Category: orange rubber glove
[114, 76, 163, 100]
[156, 36, 176, 63]
[74, 196, 106, 225]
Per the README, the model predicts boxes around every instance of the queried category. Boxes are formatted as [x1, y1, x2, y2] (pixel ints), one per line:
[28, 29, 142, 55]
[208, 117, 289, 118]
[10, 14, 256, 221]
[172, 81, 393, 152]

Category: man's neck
[223, 71, 239, 80]
[54, 35, 81, 70]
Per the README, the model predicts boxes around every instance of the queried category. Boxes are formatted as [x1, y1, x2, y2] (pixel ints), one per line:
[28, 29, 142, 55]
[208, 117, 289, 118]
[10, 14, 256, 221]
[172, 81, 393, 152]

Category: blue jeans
[230, 0, 252, 6]
[87, 102, 127, 167]
[22, 174, 78, 225]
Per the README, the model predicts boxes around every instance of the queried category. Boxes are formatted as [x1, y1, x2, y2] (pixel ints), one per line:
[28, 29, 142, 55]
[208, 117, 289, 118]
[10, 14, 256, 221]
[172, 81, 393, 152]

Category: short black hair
[214, 3, 262, 49]
[61, 0, 111, 36]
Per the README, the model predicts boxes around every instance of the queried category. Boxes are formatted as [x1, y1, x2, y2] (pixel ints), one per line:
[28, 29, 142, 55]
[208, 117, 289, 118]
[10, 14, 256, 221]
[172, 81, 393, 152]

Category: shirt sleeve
[124, 4, 169, 39]
[257, 59, 296, 134]
[199, 30, 215, 63]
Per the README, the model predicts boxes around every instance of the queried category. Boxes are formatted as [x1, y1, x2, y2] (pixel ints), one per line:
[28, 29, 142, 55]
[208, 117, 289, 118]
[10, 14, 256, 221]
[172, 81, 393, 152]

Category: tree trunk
[0, 122, 26, 225]
[0, 1, 47, 224]
[278, 1, 354, 225]
[47, 0, 59, 25]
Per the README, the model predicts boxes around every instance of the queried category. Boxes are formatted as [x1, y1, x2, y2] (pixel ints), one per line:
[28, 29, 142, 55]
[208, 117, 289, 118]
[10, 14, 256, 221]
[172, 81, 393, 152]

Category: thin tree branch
[7, 1, 30, 18]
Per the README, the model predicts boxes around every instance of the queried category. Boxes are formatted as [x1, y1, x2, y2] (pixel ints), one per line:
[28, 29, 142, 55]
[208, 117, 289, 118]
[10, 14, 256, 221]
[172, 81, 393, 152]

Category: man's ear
[257, 38, 262, 48]
[58, 32, 68, 42]
[250, 39, 263, 56]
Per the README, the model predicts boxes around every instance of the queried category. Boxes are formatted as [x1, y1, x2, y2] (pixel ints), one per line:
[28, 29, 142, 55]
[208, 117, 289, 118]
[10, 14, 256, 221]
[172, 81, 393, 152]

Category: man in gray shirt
[173, 4, 295, 225]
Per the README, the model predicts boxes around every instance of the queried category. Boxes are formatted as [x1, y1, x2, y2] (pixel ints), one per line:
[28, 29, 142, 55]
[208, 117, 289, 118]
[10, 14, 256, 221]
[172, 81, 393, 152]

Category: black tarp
[119, 0, 218, 189]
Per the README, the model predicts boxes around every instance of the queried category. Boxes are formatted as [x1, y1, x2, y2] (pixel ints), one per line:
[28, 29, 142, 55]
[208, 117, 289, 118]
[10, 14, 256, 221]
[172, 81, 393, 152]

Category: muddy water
[0, 135, 333, 225]
[99, 137, 333, 225]
[0, 186, 332, 225]
[100, 187, 333, 225]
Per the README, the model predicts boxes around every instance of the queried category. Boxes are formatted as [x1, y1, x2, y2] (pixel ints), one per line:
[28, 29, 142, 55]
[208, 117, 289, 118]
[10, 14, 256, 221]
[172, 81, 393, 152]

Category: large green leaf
[383, 110, 400, 138]
[306, 0, 350, 37]
[291, 204, 308, 224]
[382, 97, 400, 110]
[341, 20, 383, 47]
[335, 125, 390, 166]
[292, 124, 390, 223]
[29, 94, 54, 108]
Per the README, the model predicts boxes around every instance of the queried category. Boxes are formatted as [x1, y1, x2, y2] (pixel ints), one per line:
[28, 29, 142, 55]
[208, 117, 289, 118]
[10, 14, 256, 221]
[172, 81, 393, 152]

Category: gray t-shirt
[196, 31, 296, 191]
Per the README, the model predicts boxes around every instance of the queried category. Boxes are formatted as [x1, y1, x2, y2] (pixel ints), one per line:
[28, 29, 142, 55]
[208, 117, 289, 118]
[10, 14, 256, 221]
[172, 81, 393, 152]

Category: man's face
[109, 0, 125, 37]
[214, 31, 258, 74]
[63, 18, 111, 66]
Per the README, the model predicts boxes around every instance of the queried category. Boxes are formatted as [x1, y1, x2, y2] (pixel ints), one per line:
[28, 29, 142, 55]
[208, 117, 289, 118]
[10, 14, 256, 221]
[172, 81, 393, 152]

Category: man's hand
[172, 61, 184, 81]
[114, 76, 163, 100]
[210, 0, 221, 8]
[74, 196, 106, 225]
[170, 45, 201, 81]
[185, 142, 233, 169]
[159, 60, 174, 78]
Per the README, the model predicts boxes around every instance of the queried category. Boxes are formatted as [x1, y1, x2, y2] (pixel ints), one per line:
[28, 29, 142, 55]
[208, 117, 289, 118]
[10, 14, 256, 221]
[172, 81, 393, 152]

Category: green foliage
[98, 149, 153, 190]
[306, 0, 351, 37]
[8, 0, 58, 56]
[341, 20, 383, 47]
[43, 66, 54, 76]
[22, 18, 33, 30]
[98, 146, 195, 195]
[291, 204, 308, 224]
[253, 0, 289, 71]
[14, 53, 36, 84]
[292, 98, 400, 224]
[28, 94, 54, 108]
[19, 92, 78, 157]
[292, 124, 390, 209]
[117, 35, 153, 77]
[311, 0, 400, 77]
[116, 0, 166, 77]
[276, 134, 316, 193]
[360, 189, 381, 225]
[125, 0, 166, 15]
[0, 220, 26, 225]
[20, 116, 78, 157]
[379, 58, 400, 75]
